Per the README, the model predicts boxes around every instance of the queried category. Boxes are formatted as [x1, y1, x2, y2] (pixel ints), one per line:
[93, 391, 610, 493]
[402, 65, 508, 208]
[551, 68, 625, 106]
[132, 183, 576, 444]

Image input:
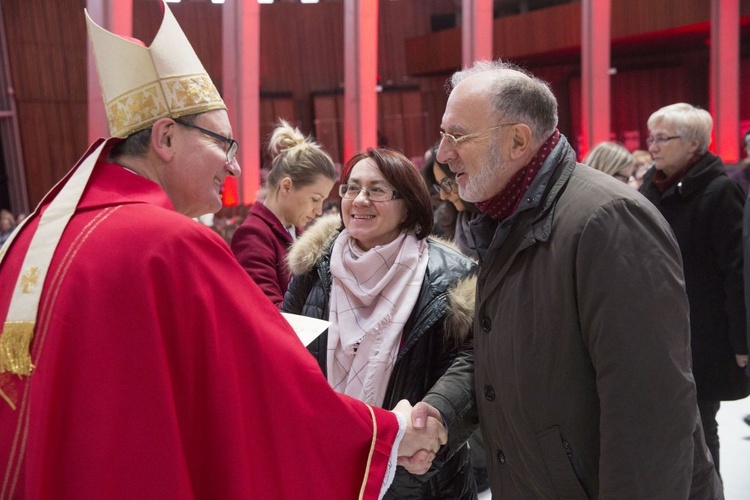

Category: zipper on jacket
[561, 437, 594, 500]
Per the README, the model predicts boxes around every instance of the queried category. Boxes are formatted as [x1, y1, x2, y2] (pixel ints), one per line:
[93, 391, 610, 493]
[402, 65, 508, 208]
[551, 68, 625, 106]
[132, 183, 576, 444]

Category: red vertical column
[87, 0, 132, 144]
[580, 0, 610, 158]
[223, 0, 260, 205]
[462, 0, 493, 66]
[344, 0, 378, 162]
[710, 0, 740, 162]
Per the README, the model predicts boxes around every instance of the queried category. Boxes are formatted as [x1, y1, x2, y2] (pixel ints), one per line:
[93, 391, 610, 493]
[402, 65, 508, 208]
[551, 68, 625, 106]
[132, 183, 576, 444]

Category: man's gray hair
[448, 60, 558, 142]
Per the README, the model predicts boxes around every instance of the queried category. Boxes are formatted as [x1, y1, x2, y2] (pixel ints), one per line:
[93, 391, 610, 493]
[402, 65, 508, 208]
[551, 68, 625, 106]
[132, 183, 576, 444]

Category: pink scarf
[327, 230, 429, 407]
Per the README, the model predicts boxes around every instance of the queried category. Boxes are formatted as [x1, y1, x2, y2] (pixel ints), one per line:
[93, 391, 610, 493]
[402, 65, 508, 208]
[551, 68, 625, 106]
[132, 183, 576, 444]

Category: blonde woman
[582, 141, 636, 184]
[231, 120, 336, 307]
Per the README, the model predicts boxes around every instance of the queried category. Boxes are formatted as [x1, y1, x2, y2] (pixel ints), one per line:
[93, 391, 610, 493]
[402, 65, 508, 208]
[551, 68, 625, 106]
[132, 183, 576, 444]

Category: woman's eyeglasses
[433, 178, 457, 196]
[339, 183, 400, 202]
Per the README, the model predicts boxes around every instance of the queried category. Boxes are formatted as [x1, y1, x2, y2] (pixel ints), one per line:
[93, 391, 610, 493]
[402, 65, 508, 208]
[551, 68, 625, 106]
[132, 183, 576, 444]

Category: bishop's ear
[150, 118, 178, 162]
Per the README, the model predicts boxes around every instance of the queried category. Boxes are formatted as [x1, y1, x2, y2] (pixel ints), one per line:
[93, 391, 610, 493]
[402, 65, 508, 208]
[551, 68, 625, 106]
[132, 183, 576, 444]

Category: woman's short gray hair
[647, 103, 713, 154]
[448, 60, 558, 143]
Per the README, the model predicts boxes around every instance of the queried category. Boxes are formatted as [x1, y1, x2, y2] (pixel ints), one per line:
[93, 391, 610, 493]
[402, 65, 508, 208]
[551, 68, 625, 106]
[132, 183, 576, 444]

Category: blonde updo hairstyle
[266, 119, 336, 195]
[582, 142, 635, 177]
[647, 103, 713, 155]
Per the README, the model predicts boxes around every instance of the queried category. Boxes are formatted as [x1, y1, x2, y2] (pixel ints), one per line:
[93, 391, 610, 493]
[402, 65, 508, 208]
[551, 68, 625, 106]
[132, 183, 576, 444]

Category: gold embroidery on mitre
[20, 266, 40, 293]
[164, 74, 222, 113]
[105, 75, 223, 138]
[0, 322, 35, 376]
[106, 82, 170, 138]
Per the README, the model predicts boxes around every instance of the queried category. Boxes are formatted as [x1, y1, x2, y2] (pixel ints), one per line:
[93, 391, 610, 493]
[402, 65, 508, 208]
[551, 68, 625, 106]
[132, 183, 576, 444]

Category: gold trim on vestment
[358, 404, 378, 500]
[0, 322, 35, 376]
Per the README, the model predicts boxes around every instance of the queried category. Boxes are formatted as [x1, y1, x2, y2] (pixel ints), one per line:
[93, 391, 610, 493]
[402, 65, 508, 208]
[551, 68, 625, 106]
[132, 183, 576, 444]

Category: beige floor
[477, 396, 750, 500]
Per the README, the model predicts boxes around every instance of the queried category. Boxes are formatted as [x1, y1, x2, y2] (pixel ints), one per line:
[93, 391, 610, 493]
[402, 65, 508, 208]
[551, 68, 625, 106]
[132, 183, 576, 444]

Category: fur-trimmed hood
[287, 214, 342, 276]
[286, 213, 477, 343]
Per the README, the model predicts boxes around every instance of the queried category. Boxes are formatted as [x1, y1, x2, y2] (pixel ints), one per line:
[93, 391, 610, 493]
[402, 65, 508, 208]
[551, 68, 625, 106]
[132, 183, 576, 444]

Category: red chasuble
[0, 152, 399, 498]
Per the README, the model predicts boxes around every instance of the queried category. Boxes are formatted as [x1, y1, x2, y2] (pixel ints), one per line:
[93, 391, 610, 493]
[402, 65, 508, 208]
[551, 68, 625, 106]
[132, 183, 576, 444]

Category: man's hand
[737, 354, 748, 368]
[392, 400, 447, 475]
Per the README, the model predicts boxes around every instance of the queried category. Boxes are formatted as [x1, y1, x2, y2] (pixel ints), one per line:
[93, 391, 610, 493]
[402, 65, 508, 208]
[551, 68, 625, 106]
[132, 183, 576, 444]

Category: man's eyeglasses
[646, 135, 681, 146]
[339, 183, 400, 202]
[174, 119, 238, 164]
[439, 123, 518, 148]
[433, 177, 457, 196]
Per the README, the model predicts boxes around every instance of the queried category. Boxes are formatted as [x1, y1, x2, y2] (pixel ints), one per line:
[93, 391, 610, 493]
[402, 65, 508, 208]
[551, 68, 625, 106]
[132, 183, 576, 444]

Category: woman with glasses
[639, 103, 749, 477]
[429, 152, 481, 261]
[582, 142, 636, 186]
[282, 148, 478, 499]
[231, 119, 336, 307]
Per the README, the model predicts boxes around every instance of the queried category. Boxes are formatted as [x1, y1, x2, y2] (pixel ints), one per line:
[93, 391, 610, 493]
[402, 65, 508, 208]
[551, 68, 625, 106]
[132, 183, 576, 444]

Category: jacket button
[481, 316, 491, 333]
[484, 385, 495, 401]
[497, 450, 506, 464]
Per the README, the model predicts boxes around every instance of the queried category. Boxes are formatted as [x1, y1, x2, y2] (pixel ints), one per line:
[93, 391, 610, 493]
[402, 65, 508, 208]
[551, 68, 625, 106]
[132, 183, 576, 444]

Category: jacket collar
[471, 134, 577, 258]
[641, 152, 725, 199]
[249, 200, 295, 244]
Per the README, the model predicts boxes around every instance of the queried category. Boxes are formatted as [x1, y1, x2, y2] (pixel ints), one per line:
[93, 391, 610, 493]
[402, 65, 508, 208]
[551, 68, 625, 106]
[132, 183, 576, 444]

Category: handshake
[392, 399, 448, 475]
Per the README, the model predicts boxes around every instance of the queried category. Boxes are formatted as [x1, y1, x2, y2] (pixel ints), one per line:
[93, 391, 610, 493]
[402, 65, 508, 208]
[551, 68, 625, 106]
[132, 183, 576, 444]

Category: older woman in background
[582, 141, 636, 184]
[639, 103, 749, 476]
[283, 148, 478, 499]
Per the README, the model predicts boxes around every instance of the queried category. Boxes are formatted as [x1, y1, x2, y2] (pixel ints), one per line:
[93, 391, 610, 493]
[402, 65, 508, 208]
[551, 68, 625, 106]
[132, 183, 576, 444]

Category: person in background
[421, 146, 457, 239]
[0, 3, 446, 497]
[727, 128, 750, 195]
[231, 119, 336, 307]
[582, 141, 636, 184]
[283, 148, 478, 499]
[640, 103, 749, 477]
[431, 152, 481, 261]
[0, 209, 15, 246]
[428, 151, 490, 494]
[630, 148, 653, 189]
[436, 59, 722, 498]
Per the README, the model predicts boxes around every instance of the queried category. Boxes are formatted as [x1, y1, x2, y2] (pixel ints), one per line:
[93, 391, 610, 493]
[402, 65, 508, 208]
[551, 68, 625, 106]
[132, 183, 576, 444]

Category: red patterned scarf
[476, 129, 560, 221]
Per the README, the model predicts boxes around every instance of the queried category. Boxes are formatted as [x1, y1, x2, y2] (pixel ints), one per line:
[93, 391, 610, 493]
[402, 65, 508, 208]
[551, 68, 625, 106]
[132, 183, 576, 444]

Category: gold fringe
[0, 322, 35, 376]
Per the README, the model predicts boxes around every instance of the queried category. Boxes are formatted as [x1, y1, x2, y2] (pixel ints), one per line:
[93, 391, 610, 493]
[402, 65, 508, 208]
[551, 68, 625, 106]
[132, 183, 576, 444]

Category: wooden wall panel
[377, 90, 425, 160]
[3, 0, 88, 207]
[406, 0, 750, 76]
[569, 65, 697, 156]
[611, 0, 710, 38]
[400, 91, 428, 159]
[4, 0, 749, 208]
[313, 94, 344, 166]
[259, 96, 296, 163]
[494, 3, 580, 59]
[132, 0, 223, 92]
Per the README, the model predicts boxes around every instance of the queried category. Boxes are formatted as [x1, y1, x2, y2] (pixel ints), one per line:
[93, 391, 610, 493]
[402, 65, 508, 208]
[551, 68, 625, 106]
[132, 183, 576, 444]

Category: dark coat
[282, 214, 478, 500]
[471, 136, 721, 499]
[230, 201, 295, 307]
[641, 152, 750, 401]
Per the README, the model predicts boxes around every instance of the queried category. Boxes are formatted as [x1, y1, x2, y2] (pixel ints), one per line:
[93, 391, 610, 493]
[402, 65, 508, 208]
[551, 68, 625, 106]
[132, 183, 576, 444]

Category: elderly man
[0, 3, 444, 498]
[436, 60, 723, 498]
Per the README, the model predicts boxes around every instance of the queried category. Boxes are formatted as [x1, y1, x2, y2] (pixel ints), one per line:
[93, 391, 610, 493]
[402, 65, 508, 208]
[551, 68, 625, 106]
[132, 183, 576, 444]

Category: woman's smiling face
[341, 159, 406, 251]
